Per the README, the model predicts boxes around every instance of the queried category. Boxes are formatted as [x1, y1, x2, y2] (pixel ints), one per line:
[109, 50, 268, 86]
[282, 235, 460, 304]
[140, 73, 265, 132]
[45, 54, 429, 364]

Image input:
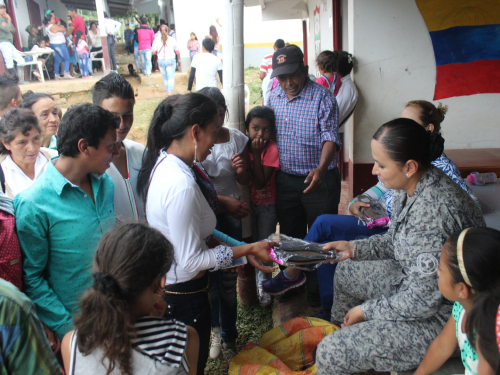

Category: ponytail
[137, 93, 219, 201]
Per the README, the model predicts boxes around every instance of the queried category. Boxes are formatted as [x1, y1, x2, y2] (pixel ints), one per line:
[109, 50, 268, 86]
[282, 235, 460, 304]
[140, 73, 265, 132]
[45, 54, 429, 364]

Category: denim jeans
[209, 270, 238, 344]
[50, 43, 70, 75]
[107, 35, 117, 70]
[163, 274, 211, 375]
[158, 58, 176, 93]
[134, 46, 140, 72]
[252, 203, 277, 286]
[139, 49, 152, 75]
[0, 42, 25, 69]
[305, 214, 387, 312]
[78, 53, 89, 76]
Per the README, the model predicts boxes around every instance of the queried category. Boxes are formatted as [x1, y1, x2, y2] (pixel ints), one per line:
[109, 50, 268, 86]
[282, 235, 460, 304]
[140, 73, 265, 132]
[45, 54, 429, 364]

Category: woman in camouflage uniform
[316, 118, 485, 374]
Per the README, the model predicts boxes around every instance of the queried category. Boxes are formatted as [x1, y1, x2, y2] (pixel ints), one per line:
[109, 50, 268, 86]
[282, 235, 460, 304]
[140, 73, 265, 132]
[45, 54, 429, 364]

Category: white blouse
[146, 152, 232, 284]
[46, 24, 66, 44]
[199, 127, 248, 198]
[1, 152, 51, 197]
[337, 75, 358, 126]
[152, 36, 178, 61]
[106, 139, 145, 223]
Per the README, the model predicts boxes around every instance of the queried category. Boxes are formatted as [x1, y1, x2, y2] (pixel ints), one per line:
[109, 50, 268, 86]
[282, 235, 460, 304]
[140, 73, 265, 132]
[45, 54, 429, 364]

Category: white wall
[349, 0, 500, 163]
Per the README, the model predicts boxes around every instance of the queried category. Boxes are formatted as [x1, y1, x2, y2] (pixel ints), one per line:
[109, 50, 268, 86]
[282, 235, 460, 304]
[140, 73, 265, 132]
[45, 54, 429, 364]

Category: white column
[95, 0, 111, 73]
[223, 0, 245, 132]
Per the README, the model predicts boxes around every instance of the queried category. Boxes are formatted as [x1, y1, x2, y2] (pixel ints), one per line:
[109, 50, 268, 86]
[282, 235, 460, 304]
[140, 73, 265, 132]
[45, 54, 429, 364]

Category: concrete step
[54, 98, 67, 106]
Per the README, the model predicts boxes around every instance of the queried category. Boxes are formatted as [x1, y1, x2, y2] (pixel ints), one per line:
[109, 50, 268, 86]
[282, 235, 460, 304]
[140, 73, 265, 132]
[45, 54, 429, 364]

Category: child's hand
[231, 153, 246, 173]
[251, 138, 267, 155]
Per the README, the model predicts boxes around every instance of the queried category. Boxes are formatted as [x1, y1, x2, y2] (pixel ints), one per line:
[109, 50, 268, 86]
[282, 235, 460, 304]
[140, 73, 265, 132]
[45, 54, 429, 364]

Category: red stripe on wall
[434, 59, 500, 100]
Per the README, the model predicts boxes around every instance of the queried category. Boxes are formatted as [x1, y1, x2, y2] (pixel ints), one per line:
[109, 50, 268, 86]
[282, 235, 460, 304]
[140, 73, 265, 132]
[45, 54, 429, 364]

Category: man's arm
[14, 196, 73, 339]
[259, 71, 267, 80]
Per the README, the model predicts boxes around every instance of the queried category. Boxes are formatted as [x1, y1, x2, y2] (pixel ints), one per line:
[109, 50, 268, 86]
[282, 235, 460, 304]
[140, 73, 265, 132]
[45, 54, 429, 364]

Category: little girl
[315, 50, 339, 93]
[245, 106, 279, 307]
[61, 223, 199, 375]
[75, 30, 90, 78]
[414, 227, 500, 375]
[187, 32, 199, 61]
[465, 289, 500, 375]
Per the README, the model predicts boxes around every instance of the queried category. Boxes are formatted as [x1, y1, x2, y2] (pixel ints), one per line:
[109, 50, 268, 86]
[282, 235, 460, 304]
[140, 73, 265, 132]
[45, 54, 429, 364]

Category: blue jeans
[304, 214, 387, 312]
[78, 53, 89, 76]
[209, 212, 242, 343]
[134, 46, 140, 72]
[139, 49, 152, 75]
[158, 58, 176, 93]
[50, 43, 70, 75]
[252, 203, 276, 286]
[107, 35, 117, 70]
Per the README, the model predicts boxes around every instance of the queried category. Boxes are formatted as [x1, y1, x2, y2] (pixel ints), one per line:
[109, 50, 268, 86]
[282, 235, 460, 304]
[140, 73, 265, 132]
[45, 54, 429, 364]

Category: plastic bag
[354, 195, 390, 228]
[266, 234, 346, 270]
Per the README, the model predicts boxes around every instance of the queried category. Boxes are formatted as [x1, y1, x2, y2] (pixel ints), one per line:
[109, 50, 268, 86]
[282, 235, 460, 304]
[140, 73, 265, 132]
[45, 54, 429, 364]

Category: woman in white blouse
[88, 21, 103, 72]
[137, 93, 274, 375]
[151, 25, 180, 95]
[43, 13, 73, 79]
[0, 108, 57, 198]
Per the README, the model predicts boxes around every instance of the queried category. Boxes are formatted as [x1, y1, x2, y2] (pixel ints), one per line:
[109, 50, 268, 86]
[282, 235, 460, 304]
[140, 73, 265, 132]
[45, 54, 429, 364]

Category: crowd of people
[0, 15, 499, 375]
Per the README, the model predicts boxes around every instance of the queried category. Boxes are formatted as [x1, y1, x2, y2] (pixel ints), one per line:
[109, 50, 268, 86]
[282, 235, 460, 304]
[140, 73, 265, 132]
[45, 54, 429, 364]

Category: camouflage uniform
[316, 166, 485, 374]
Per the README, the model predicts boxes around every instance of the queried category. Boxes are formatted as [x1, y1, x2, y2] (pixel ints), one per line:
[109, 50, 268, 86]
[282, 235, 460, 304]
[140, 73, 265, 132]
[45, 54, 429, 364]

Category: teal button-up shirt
[14, 158, 116, 338]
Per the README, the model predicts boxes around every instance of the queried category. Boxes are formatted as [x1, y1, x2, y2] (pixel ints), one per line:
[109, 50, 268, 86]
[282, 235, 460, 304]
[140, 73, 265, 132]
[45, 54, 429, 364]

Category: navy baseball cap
[271, 45, 304, 78]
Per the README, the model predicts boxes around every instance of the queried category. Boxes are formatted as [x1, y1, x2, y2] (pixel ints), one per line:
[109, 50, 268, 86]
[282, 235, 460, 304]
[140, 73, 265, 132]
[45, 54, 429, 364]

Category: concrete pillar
[95, 0, 111, 73]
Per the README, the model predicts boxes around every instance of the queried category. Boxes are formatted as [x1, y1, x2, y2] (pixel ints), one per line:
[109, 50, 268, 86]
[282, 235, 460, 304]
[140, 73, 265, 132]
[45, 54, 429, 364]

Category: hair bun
[93, 272, 122, 299]
[428, 131, 444, 161]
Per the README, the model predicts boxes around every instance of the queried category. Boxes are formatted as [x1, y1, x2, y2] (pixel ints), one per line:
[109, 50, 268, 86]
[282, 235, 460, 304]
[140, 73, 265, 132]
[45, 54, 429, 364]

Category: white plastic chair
[23, 60, 45, 83]
[90, 51, 105, 72]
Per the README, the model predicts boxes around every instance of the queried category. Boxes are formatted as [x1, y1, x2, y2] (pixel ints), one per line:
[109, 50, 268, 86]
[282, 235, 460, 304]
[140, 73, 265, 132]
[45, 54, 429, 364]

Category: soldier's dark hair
[372, 118, 444, 169]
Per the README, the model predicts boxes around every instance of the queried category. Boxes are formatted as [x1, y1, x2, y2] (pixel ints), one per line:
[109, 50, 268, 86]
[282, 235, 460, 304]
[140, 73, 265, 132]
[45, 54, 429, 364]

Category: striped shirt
[268, 79, 341, 176]
[0, 278, 62, 375]
[260, 53, 273, 74]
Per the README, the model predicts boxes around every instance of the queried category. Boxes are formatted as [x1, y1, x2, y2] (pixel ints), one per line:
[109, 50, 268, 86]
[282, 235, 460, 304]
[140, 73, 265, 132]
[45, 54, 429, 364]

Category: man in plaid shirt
[264, 45, 341, 305]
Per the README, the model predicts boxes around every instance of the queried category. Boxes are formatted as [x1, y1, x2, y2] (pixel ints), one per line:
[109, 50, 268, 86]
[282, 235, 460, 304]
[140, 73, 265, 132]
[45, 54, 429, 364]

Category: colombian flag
[416, 0, 500, 100]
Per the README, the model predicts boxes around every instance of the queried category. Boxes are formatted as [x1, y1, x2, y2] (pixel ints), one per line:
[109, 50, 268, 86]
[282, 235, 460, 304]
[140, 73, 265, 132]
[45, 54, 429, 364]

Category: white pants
[0, 41, 25, 69]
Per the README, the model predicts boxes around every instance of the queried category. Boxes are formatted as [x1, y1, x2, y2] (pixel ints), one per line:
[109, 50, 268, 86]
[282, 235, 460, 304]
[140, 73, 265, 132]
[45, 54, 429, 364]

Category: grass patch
[245, 67, 263, 105]
[204, 298, 274, 374]
[127, 98, 163, 145]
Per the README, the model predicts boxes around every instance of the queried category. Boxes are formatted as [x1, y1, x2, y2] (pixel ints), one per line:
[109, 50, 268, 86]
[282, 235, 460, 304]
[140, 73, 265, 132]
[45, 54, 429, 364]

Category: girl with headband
[466, 289, 500, 375]
[414, 227, 500, 375]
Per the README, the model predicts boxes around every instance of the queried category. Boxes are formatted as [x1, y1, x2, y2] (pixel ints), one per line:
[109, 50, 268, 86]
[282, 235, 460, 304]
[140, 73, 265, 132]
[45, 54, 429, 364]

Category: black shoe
[307, 292, 321, 307]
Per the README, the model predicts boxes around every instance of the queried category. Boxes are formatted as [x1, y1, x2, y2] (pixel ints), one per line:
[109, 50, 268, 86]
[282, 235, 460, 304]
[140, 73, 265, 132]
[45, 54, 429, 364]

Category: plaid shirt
[268, 79, 341, 176]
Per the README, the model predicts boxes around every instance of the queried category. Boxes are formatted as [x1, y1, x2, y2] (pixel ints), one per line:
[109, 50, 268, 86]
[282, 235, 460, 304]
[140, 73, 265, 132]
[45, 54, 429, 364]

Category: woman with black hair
[315, 118, 485, 374]
[136, 93, 274, 375]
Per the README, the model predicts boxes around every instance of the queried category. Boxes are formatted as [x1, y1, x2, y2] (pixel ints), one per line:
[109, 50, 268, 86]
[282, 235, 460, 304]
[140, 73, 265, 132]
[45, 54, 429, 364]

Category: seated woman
[315, 118, 484, 373]
[263, 100, 479, 320]
[0, 108, 57, 197]
[20, 92, 59, 150]
[61, 223, 198, 375]
[136, 93, 274, 375]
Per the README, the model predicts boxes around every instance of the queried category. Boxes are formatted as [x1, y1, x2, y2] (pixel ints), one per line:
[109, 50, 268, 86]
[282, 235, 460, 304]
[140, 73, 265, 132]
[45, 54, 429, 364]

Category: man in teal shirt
[15, 103, 119, 342]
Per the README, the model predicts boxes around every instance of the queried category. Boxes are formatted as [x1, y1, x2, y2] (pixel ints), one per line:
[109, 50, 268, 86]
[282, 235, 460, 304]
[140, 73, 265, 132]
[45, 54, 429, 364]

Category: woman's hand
[349, 201, 370, 218]
[247, 254, 275, 273]
[250, 241, 276, 264]
[44, 324, 61, 354]
[322, 241, 354, 262]
[342, 305, 365, 328]
[222, 196, 251, 219]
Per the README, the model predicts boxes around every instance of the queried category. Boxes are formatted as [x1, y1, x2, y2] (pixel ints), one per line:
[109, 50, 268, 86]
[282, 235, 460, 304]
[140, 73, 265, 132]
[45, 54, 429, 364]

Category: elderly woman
[137, 93, 274, 375]
[20, 92, 59, 150]
[315, 118, 485, 374]
[0, 108, 57, 198]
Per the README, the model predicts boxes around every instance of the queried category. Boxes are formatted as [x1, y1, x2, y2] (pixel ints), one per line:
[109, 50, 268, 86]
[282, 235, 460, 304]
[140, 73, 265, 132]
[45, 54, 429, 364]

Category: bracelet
[352, 242, 358, 259]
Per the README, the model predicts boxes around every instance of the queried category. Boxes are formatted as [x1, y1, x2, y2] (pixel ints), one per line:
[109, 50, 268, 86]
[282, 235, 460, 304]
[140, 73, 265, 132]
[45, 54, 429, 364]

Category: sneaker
[262, 270, 306, 295]
[222, 342, 236, 363]
[258, 287, 272, 307]
[55, 75, 63, 80]
[63, 73, 75, 79]
[209, 327, 221, 359]
[33, 71, 42, 82]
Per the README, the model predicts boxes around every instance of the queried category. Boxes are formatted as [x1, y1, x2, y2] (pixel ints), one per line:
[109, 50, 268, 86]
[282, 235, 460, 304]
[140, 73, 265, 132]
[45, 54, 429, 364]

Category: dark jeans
[276, 169, 341, 296]
[304, 214, 387, 311]
[106, 35, 117, 70]
[163, 274, 211, 375]
[90, 47, 102, 71]
[208, 212, 241, 343]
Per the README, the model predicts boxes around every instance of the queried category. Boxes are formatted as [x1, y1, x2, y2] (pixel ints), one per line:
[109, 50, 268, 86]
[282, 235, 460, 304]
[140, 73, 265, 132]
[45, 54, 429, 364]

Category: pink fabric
[249, 140, 280, 205]
[76, 40, 89, 54]
[0, 211, 22, 290]
[316, 75, 335, 89]
[137, 25, 155, 50]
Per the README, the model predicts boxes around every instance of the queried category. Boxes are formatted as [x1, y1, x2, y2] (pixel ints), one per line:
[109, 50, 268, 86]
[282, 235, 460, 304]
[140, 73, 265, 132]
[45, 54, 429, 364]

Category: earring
[406, 173, 409, 178]
[193, 141, 198, 165]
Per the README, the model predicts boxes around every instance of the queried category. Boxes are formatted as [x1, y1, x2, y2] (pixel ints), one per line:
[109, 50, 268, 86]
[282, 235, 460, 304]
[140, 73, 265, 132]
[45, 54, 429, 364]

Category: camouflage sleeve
[354, 224, 395, 261]
[360, 224, 446, 321]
